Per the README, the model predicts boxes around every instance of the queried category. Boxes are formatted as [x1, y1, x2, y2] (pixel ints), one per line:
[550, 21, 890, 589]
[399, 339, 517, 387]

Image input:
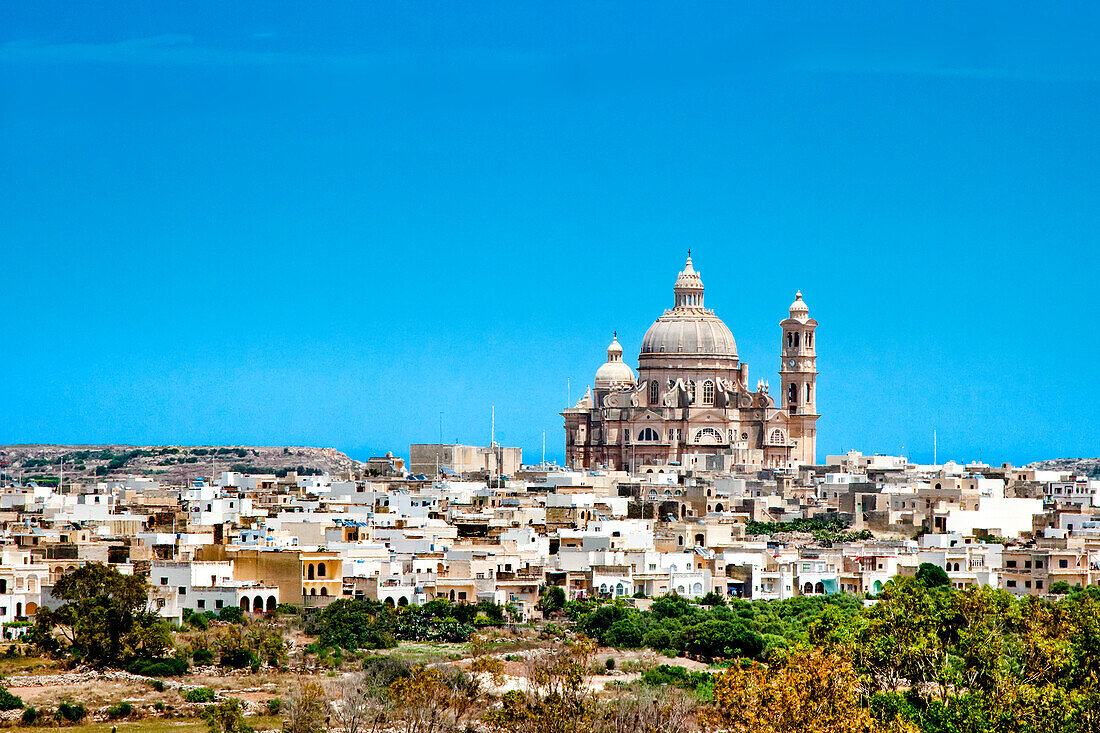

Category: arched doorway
[266, 596, 277, 612]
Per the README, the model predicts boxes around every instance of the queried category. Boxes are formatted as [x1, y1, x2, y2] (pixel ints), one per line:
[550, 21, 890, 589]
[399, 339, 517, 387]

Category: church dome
[594, 335, 636, 389]
[639, 254, 738, 362]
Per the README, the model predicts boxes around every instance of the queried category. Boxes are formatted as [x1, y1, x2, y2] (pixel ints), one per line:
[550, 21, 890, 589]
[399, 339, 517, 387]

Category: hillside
[0, 444, 361, 485]
[1028, 457, 1100, 477]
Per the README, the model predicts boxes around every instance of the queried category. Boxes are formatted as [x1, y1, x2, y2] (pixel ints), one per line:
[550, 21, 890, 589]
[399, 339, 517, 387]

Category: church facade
[562, 255, 818, 471]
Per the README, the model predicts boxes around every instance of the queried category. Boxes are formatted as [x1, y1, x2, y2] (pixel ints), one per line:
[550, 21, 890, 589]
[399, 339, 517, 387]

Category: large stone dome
[640, 313, 737, 357]
[639, 254, 738, 363]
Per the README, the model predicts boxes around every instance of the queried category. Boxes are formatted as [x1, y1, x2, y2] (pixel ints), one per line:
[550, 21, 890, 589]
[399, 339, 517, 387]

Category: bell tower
[780, 291, 818, 465]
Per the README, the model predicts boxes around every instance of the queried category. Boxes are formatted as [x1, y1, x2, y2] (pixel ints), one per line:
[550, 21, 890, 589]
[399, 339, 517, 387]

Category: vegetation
[0, 685, 23, 710]
[30, 564, 172, 668]
[569, 592, 862, 660]
[306, 598, 507, 652]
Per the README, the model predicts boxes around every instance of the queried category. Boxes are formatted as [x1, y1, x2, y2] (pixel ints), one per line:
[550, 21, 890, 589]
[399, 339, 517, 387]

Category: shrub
[21, 707, 39, 725]
[107, 701, 134, 719]
[218, 606, 245, 624]
[193, 648, 215, 665]
[56, 702, 87, 723]
[128, 656, 189, 677]
[151, 679, 166, 692]
[0, 686, 23, 711]
[184, 687, 216, 703]
[605, 657, 616, 671]
[266, 698, 282, 715]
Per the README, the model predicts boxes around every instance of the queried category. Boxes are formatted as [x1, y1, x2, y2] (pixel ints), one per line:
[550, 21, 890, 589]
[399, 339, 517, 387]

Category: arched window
[787, 332, 793, 348]
[803, 582, 813, 594]
[694, 427, 723, 444]
[702, 380, 714, 405]
[788, 384, 798, 404]
[267, 595, 277, 612]
[253, 596, 264, 613]
[320, 587, 328, 597]
[687, 380, 696, 404]
[240, 597, 250, 610]
[638, 427, 660, 442]
[805, 384, 812, 403]
[650, 380, 659, 404]
[807, 332, 813, 348]
[770, 429, 785, 445]
[318, 562, 326, 578]
[307, 564, 315, 580]
[794, 332, 800, 348]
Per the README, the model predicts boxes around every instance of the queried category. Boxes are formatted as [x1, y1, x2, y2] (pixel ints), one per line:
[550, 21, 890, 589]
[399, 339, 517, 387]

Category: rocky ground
[1028, 457, 1100, 477]
[0, 445, 360, 485]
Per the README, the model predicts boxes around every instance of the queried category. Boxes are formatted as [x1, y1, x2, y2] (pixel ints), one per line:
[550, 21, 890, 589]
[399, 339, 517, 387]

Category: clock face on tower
[788, 359, 796, 368]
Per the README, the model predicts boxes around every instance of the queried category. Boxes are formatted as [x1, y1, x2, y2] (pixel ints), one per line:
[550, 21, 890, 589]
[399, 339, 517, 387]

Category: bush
[107, 701, 133, 719]
[21, 707, 39, 725]
[605, 657, 616, 671]
[184, 687, 216, 703]
[128, 656, 189, 677]
[218, 606, 245, 624]
[0, 685, 22, 711]
[193, 648, 215, 665]
[266, 698, 282, 715]
[151, 679, 166, 692]
[56, 702, 87, 723]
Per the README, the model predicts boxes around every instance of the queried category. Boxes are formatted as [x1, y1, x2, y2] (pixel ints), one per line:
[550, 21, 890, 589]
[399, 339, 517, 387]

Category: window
[702, 380, 715, 405]
[787, 332, 793, 348]
[769, 429, 785, 445]
[1007, 560, 1017, 568]
[179, 587, 186, 595]
[1036, 580, 1044, 590]
[458, 592, 467, 601]
[788, 383, 798, 404]
[694, 427, 723, 444]
[1059, 559, 1069, 568]
[794, 332, 800, 347]
[650, 381, 659, 404]
[638, 427, 660, 442]
[197, 600, 206, 609]
[805, 384, 812, 402]
[318, 562, 327, 578]
[1036, 560, 1044, 569]
[1025, 561, 1032, 569]
[1007, 580, 1017, 588]
[160, 577, 168, 585]
[687, 380, 696, 404]
[807, 332, 813, 348]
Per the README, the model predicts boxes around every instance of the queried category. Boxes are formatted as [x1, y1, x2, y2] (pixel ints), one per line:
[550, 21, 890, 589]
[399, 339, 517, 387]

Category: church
[562, 254, 818, 471]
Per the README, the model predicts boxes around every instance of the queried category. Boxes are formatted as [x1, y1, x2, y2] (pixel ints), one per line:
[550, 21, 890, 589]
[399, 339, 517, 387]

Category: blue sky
[2, 2, 1099, 466]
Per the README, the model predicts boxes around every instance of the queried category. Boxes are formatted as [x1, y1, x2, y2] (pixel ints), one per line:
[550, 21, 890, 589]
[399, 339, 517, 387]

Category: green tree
[30, 564, 171, 668]
[914, 563, 951, 589]
[539, 586, 566, 618]
[205, 698, 253, 733]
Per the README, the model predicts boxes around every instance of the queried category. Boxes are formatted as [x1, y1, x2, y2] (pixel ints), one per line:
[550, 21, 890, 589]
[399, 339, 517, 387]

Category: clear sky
[2, 2, 1099, 466]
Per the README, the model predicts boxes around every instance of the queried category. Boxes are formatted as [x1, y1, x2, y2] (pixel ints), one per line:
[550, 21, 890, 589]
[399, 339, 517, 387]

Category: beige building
[409, 443, 521, 478]
[563, 254, 819, 471]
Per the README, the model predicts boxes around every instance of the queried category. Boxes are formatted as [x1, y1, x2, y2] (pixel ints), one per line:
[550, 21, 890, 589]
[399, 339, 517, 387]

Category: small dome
[594, 335, 636, 389]
[789, 290, 809, 320]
